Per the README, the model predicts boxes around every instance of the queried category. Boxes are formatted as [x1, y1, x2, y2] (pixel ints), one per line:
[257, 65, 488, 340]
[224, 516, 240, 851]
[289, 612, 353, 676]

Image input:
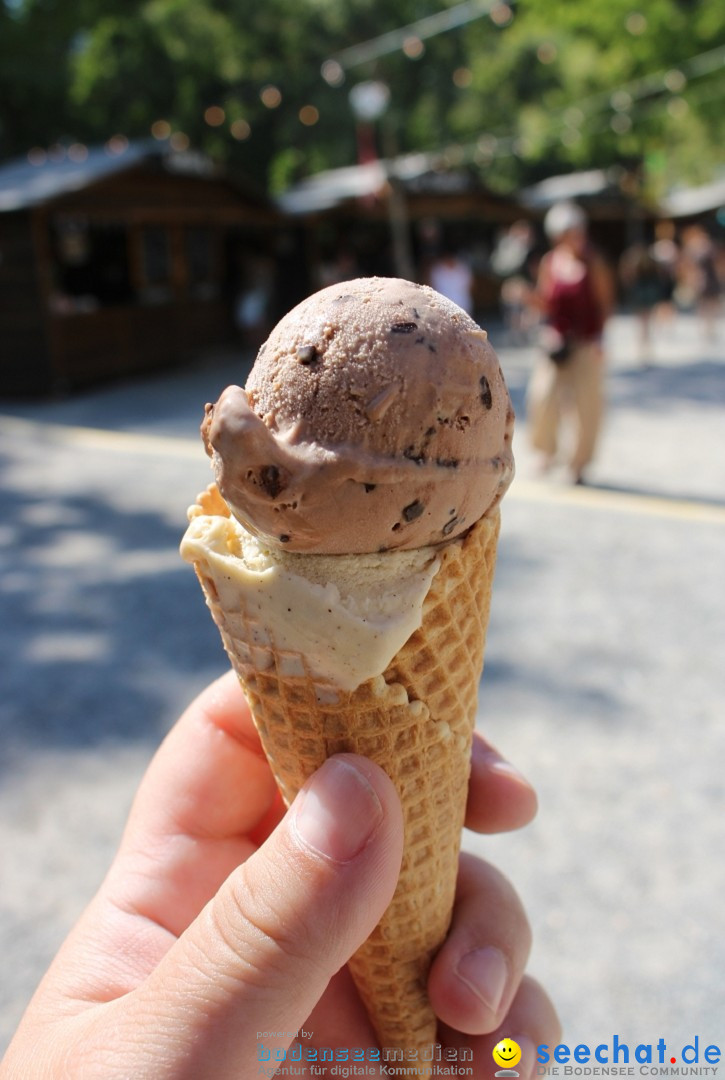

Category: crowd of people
[231, 207, 722, 488]
[445, 207, 723, 486]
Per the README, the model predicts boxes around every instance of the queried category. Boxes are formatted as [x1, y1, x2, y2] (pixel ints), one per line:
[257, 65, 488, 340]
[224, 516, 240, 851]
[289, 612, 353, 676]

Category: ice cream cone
[182, 482, 500, 1061]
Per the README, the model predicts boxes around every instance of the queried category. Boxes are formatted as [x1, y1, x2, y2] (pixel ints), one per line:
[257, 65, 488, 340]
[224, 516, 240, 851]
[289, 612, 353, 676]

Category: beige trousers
[526, 341, 605, 473]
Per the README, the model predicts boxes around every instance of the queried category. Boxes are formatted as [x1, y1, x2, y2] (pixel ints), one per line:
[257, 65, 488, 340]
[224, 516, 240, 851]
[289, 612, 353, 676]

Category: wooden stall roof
[0, 139, 278, 223]
[277, 153, 521, 222]
[660, 178, 725, 219]
[519, 167, 653, 220]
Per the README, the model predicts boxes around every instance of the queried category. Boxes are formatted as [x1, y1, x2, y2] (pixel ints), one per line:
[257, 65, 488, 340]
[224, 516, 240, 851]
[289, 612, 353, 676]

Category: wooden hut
[0, 141, 278, 395]
[277, 154, 524, 309]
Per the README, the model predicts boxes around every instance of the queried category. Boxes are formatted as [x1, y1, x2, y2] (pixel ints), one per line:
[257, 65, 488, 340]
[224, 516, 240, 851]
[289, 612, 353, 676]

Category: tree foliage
[1, 0, 724, 196]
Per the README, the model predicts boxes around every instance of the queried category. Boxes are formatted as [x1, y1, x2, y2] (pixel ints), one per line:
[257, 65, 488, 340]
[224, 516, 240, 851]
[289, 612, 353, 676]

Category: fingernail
[293, 756, 383, 863]
[473, 737, 530, 786]
[490, 757, 532, 786]
[512, 1035, 536, 1080]
[455, 945, 508, 1015]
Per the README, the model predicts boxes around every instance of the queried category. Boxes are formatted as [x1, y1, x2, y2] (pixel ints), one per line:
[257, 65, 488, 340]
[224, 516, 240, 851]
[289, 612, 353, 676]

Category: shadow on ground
[480, 529, 629, 726]
[0, 463, 224, 772]
[0, 347, 256, 438]
[608, 358, 725, 410]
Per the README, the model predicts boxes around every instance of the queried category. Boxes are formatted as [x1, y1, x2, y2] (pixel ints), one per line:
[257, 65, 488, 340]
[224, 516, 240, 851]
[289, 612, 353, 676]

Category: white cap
[544, 201, 587, 240]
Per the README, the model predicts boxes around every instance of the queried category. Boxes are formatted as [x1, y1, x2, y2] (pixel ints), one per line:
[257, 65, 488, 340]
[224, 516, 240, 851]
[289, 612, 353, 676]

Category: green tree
[2, 0, 724, 196]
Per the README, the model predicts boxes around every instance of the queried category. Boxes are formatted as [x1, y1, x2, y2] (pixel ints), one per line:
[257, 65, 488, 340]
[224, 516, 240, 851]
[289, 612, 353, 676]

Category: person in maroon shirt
[526, 201, 615, 484]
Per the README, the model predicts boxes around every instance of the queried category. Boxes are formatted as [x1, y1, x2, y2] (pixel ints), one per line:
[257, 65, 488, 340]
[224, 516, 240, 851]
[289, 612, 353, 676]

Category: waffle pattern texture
[186, 484, 500, 1059]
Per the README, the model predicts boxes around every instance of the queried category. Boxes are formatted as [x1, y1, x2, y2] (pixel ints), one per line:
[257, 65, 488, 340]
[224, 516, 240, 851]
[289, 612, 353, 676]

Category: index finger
[465, 732, 538, 834]
[122, 668, 279, 849]
[63, 670, 281, 989]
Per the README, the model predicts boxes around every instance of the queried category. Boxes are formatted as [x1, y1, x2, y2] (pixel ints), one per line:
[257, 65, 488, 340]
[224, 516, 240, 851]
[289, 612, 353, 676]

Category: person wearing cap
[526, 201, 614, 484]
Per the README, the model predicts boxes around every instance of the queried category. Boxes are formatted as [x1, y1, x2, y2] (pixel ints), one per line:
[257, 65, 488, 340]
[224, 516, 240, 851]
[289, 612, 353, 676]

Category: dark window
[51, 218, 133, 309]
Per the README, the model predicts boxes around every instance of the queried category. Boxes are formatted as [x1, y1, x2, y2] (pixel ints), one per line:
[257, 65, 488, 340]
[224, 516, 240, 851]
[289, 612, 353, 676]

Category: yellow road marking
[3, 414, 725, 525]
[509, 478, 725, 524]
[0, 414, 201, 460]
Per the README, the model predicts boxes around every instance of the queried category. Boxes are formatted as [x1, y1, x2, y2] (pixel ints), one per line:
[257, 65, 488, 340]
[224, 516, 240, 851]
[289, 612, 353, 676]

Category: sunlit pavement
[1, 311, 723, 1052]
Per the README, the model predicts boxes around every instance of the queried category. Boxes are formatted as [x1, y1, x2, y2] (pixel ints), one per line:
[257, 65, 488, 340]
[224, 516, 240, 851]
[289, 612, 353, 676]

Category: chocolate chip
[259, 464, 284, 498]
[402, 499, 425, 521]
[391, 522, 401, 531]
[296, 344, 318, 364]
[391, 322, 418, 334]
[403, 446, 426, 465]
[363, 483, 376, 492]
[480, 375, 493, 409]
[442, 517, 460, 536]
[279, 534, 290, 543]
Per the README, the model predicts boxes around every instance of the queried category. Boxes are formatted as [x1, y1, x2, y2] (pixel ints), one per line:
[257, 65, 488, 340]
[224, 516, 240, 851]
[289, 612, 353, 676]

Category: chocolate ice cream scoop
[202, 277, 514, 554]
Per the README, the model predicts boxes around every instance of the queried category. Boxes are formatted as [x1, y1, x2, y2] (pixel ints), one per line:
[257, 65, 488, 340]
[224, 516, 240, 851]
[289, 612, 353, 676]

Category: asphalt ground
[1, 311, 724, 1056]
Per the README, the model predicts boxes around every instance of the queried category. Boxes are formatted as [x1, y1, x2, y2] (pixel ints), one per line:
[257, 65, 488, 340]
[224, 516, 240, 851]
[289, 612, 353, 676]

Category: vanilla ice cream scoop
[202, 276, 514, 554]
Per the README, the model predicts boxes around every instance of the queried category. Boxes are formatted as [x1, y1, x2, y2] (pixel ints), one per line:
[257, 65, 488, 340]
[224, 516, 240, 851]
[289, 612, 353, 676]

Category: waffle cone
[183, 484, 500, 1062]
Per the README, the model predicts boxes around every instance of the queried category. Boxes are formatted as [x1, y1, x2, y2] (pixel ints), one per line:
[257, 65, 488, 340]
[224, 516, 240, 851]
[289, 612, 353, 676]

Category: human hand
[1, 670, 559, 1080]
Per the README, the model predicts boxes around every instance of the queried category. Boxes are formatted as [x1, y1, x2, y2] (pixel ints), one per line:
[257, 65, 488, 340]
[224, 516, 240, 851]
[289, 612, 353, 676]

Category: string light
[564, 107, 584, 126]
[322, 0, 512, 77]
[230, 119, 251, 140]
[151, 119, 171, 139]
[17, 27, 723, 181]
[611, 113, 632, 134]
[394, 57, 725, 176]
[625, 12, 647, 35]
[664, 69, 687, 93]
[611, 90, 633, 112]
[321, 59, 345, 87]
[453, 66, 473, 87]
[560, 127, 582, 147]
[299, 105, 320, 126]
[169, 132, 189, 151]
[477, 133, 499, 155]
[402, 36, 425, 59]
[537, 42, 557, 64]
[204, 105, 225, 126]
[105, 134, 128, 155]
[489, 4, 513, 26]
[260, 85, 282, 108]
[667, 96, 689, 119]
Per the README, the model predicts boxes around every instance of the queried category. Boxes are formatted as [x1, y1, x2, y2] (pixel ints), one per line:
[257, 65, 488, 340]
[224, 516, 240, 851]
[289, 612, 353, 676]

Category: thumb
[121, 754, 403, 1077]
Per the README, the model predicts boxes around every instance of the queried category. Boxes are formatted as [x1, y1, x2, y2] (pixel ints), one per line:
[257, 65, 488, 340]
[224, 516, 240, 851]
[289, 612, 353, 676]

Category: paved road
[1, 312, 724, 1055]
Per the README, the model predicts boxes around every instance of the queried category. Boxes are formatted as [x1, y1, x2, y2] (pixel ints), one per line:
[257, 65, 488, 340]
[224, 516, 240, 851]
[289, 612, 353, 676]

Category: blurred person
[2, 670, 560, 1077]
[234, 255, 274, 347]
[526, 201, 614, 484]
[490, 219, 539, 342]
[318, 244, 360, 288]
[677, 224, 722, 342]
[618, 241, 669, 364]
[650, 220, 680, 318]
[429, 246, 475, 314]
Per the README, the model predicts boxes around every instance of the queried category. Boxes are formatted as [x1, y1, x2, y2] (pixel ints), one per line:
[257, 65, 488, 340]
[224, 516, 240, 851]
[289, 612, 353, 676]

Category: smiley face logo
[493, 1038, 522, 1070]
